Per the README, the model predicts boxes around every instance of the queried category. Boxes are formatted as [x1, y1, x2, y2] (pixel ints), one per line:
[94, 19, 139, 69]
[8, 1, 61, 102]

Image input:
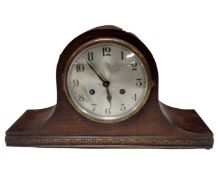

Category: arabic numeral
[132, 93, 137, 101]
[76, 64, 85, 72]
[102, 47, 111, 56]
[105, 107, 111, 115]
[87, 52, 94, 61]
[91, 104, 97, 111]
[120, 104, 126, 111]
[121, 51, 124, 60]
[78, 94, 85, 102]
[72, 79, 79, 87]
[136, 78, 143, 87]
[131, 61, 137, 70]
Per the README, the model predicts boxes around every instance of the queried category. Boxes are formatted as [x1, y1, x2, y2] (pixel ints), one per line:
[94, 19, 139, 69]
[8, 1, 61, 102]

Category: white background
[0, 0, 218, 175]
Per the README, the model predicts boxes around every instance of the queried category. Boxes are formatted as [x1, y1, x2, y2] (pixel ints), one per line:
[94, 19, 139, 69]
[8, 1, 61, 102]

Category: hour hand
[106, 87, 112, 107]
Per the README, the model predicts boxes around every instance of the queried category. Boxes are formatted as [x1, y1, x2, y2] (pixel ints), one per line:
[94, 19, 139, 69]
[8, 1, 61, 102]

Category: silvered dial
[66, 39, 151, 123]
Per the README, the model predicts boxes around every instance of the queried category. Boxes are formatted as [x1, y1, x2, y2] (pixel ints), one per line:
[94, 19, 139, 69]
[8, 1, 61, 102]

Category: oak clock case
[5, 26, 213, 149]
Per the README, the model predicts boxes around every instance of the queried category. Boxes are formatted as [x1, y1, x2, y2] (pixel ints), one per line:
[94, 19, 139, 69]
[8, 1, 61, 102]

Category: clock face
[66, 39, 151, 123]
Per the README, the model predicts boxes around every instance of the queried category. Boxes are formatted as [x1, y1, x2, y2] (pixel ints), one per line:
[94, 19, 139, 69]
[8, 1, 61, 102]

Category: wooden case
[5, 26, 213, 148]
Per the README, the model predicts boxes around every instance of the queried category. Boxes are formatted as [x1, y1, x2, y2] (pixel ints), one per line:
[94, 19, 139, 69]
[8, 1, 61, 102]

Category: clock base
[5, 103, 213, 149]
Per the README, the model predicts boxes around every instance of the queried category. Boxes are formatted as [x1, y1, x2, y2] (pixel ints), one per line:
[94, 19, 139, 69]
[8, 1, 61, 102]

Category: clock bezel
[63, 37, 152, 123]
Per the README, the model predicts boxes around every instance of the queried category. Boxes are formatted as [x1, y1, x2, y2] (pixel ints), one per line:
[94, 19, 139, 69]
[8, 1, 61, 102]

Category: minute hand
[85, 59, 106, 82]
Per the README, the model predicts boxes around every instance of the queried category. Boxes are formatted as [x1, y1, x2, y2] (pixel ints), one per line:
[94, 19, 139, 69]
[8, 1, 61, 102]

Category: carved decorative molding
[6, 136, 212, 148]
